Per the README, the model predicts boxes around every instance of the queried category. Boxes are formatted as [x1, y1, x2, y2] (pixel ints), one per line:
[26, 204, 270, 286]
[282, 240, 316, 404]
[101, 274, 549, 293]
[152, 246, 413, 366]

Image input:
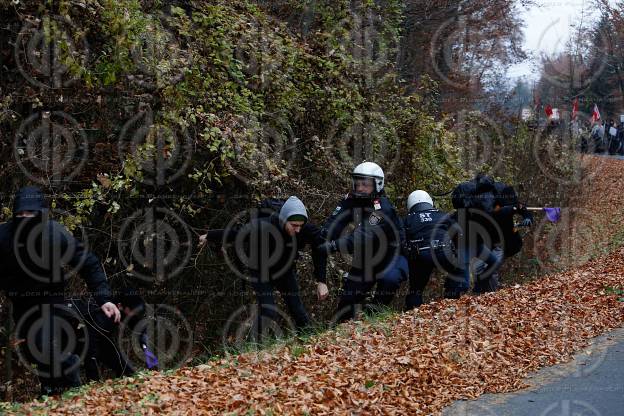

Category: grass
[604, 286, 624, 302]
[607, 227, 624, 252]
[290, 344, 306, 358]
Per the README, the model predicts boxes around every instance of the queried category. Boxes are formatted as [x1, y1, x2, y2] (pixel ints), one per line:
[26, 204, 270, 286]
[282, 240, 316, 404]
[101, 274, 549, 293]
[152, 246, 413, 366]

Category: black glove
[316, 240, 338, 255]
[520, 218, 532, 227]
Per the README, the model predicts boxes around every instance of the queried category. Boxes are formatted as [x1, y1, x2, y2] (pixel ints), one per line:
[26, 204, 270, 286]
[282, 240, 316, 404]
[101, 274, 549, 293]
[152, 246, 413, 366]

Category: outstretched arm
[320, 198, 353, 242]
[299, 222, 329, 300]
[198, 227, 240, 246]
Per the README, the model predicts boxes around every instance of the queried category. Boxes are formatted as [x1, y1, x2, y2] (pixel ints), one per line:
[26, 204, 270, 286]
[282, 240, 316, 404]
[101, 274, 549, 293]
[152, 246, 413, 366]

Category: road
[442, 324, 624, 416]
[591, 152, 624, 160]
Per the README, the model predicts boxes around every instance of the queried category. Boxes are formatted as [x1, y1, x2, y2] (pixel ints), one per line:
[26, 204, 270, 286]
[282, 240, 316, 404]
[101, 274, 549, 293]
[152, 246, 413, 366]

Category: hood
[278, 196, 308, 226]
[13, 186, 47, 216]
[474, 174, 495, 194]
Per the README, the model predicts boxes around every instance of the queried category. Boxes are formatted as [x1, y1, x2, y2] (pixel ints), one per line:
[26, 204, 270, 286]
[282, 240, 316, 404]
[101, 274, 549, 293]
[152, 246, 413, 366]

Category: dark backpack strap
[257, 198, 287, 217]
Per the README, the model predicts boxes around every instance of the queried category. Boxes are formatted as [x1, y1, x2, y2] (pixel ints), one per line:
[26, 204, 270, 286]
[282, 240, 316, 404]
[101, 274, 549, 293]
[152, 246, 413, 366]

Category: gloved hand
[520, 218, 533, 227]
[316, 240, 338, 255]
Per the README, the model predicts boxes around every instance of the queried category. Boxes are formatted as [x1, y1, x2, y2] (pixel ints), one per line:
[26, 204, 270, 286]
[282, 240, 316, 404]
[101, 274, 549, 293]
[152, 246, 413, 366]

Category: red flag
[592, 104, 601, 123]
[572, 98, 578, 120]
[545, 105, 553, 117]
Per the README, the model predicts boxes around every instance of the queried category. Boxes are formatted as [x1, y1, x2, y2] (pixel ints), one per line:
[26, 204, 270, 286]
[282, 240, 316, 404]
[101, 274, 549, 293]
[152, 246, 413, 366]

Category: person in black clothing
[71, 288, 154, 382]
[0, 186, 120, 396]
[471, 180, 533, 291]
[402, 190, 463, 310]
[449, 175, 504, 298]
[199, 196, 327, 334]
[318, 162, 407, 323]
[618, 117, 624, 155]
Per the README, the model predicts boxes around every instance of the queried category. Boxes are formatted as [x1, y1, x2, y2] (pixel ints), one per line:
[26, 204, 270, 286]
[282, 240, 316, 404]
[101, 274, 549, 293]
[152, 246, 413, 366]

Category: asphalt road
[591, 151, 624, 160]
[442, 327, 624, 416]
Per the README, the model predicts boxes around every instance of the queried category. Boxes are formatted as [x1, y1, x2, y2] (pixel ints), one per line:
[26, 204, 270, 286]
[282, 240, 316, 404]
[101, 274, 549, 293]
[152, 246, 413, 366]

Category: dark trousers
[406, 246, 462, 310]
[444, 243, 502, 299]
[472, 245, 505, 294]
[250, 270, 310, 335]
[13, 303, 83, 396]
[70, 300, 135, 382]
[373, 255, 409, 306]
[335, 277, 375, 323]
[335, 256, 409, 323]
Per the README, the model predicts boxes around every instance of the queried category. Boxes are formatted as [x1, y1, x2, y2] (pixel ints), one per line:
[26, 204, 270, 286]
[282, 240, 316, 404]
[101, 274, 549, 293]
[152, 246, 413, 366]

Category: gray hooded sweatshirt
[278, 196, 309, 225]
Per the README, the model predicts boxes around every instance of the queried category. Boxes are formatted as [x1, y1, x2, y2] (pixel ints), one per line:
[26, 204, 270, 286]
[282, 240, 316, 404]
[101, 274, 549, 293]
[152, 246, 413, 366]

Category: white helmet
[352, 162, 384, 196]
[407, 190, 433, 211]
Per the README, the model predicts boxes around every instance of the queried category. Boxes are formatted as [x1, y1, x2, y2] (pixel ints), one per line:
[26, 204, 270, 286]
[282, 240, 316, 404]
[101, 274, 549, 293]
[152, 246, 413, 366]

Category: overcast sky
[507, 0, 605, 81]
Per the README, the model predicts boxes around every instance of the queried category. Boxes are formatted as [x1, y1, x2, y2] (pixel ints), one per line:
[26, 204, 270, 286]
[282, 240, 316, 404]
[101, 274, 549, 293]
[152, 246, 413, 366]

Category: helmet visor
[351, 176, 376, 197]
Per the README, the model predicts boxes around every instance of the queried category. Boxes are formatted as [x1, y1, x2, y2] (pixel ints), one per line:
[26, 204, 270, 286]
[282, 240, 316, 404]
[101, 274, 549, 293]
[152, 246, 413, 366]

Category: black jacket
[0, 187, 113, 309]
[452, 179, 531, 254]
[211, 213, 327, 283]
[403, 207, 456, 247]
[491, 182, 532, 256]
[452, 177, 500, 247]
[321, 194, 402, 279]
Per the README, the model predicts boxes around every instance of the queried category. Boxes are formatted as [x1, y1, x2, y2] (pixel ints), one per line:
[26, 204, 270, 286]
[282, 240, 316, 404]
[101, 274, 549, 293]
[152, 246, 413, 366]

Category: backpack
[257, 198, 286, 218]
[451, 181, 477, 209]
[493, 182, 519, 207]
[451, 179, 495, 212]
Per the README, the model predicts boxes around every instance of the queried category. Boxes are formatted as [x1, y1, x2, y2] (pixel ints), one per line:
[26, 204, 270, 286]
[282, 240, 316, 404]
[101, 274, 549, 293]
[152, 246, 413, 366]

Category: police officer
[318, 162, 407, 322]
[199, 196, 327, 334]
[402, 190, 462, 309]
[0, 186, 120, 396]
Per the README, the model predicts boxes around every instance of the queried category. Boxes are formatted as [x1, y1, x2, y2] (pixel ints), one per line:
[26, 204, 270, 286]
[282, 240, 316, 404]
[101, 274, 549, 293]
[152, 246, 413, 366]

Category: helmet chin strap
[350, 190, 382, 202]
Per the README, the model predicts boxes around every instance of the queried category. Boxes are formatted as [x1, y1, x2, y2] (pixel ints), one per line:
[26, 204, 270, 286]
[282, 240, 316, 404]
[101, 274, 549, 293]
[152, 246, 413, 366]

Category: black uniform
[70, 287, 154, 382]
[320, 193, 406, 322]
[402, 204, 461, 309]
[465, 182, 533, 292]
[0, 187, 114, 395]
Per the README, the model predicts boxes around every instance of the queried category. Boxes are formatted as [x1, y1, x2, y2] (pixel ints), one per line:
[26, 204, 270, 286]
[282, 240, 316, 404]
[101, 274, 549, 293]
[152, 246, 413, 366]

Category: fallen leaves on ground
[12, 156, 624, 415]
[534, 155, 624, 270]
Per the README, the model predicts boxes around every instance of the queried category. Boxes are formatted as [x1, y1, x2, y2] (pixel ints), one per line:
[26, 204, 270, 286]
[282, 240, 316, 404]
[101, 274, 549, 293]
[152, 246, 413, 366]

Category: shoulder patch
[369, 212, 383, 225]
[373, 199, 381, 210]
